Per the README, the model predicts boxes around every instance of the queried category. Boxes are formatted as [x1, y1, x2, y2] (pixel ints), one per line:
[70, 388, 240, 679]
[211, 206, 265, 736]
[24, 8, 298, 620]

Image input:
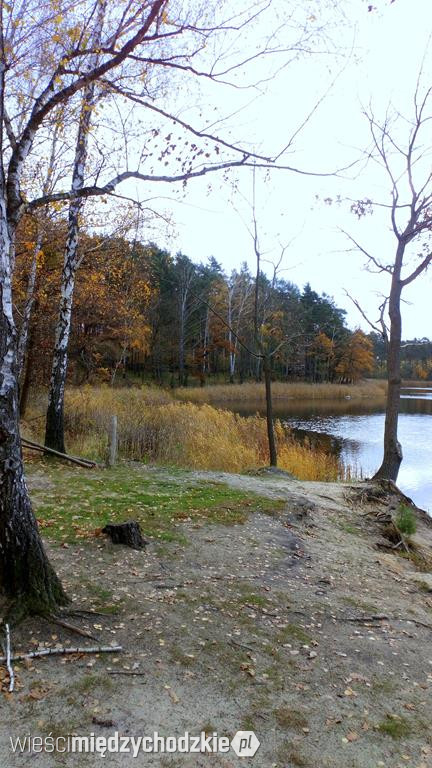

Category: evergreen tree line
[17, 225, 432, 397]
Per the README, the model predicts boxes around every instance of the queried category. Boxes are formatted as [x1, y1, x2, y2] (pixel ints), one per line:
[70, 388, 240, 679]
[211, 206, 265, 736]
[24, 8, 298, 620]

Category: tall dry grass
[43, 385, 350, 481]
[174, 379, 387, 404]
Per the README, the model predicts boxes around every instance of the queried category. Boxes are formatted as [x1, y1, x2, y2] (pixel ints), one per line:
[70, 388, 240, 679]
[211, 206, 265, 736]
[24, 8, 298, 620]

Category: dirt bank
[1, 465, 432, 767]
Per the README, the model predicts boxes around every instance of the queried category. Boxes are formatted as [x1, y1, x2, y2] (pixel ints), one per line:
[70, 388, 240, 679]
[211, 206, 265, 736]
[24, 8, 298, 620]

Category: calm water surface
[222, 387, 432, 513]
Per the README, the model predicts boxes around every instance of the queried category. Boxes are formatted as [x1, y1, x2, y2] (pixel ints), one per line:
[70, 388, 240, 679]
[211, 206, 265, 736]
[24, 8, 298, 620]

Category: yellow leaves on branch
[335, 330, 374, 383]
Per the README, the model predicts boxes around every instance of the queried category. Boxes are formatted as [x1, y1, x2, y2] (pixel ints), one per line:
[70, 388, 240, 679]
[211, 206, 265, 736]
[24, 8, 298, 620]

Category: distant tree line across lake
[14, 222, 431, 397]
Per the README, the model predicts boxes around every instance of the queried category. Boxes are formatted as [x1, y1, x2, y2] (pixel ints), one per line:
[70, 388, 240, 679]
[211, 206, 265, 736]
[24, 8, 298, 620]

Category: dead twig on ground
[107, 670, 146, 676]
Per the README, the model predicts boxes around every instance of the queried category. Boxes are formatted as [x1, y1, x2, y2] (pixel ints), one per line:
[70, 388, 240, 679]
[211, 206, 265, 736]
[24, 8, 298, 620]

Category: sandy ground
[1, 467, 432, 768]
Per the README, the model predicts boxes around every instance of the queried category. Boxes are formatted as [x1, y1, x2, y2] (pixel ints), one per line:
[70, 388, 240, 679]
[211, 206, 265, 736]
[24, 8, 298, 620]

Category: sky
[129, 0, 432, 340]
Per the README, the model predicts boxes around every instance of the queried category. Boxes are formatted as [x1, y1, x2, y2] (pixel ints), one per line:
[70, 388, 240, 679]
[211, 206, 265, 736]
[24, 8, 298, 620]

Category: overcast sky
[133, 0, 432, 339]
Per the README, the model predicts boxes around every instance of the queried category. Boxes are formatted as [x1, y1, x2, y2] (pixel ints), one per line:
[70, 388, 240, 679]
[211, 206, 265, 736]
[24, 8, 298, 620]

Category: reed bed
[44, 385, 352, 481]
[174, 379, 387, 404]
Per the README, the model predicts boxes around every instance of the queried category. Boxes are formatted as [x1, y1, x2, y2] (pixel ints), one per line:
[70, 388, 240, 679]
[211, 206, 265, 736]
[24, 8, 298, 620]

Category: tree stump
[102, 521, 148, 549]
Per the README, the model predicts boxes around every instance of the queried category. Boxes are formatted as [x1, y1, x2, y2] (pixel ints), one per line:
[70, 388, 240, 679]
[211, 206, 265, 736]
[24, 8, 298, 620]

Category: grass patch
[338, 522, 361, 535]
[275, 623, 312, 645]
[80, 580, 122, 613]
[28, 463, 285, 543]
[371, 676, 397, 695]
[377, 714, 412, 739]
[274, 706, 308, 730]
[237, 583, 270, 608]
[73, 673, 114, 695]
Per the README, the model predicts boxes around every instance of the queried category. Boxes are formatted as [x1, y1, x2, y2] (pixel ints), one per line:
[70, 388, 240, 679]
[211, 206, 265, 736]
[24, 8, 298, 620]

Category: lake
[221, 386, 432, 513]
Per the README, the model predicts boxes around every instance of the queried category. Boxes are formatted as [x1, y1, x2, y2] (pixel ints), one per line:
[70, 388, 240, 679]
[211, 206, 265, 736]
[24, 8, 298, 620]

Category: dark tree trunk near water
[373, 267, 403, 482]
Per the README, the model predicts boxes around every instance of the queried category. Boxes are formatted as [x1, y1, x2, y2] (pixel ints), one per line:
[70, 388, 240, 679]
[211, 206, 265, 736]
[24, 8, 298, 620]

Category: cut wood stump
[102, 521, 148, 549]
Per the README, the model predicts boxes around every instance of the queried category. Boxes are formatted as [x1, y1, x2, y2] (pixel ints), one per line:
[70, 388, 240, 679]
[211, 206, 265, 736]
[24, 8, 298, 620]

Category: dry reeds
[25, 385, 354, 482]
[23, 385, 349, 481]
[174, 379, 387, 404]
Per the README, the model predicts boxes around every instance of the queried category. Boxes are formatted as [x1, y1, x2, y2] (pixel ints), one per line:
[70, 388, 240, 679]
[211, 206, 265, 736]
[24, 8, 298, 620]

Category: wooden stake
[107, 415, 118, 467]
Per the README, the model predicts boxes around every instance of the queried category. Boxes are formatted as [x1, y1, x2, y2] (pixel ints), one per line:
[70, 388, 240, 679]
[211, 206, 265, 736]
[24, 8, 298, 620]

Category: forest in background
[14, 214, 432, 403]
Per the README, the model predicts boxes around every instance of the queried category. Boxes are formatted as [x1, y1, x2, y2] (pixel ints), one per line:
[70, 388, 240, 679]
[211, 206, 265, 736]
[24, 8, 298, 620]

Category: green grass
[275, 623, 312, 645]
[338, 522, 361, 536]
[27, 462, 285, 544]
[377, 715, 412, 739]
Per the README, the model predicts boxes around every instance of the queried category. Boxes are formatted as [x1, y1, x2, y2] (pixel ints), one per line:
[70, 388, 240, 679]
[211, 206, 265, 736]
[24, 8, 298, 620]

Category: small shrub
[395, 504, 417, 537]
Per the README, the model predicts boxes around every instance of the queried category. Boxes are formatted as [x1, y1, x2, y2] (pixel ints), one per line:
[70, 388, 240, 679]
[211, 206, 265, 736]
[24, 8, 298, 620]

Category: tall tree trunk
[0, 209, 67, 618]
[227, 284, 236, 383]
[44, 227, 77, 451]
[45, 6, 105, 451]
[373, 250, 403, 481]
[263, 354, 277, 467]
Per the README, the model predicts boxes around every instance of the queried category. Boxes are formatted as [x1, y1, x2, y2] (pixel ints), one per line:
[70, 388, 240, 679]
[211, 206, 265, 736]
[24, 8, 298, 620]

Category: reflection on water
[218, 387, 432, 512]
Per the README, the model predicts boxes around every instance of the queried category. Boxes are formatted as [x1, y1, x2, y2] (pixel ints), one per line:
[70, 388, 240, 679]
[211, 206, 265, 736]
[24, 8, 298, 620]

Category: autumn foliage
[14, 217, 377, 394]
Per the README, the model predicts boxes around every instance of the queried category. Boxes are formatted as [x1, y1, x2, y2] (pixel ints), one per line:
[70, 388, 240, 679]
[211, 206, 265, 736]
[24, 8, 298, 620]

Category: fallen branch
[334, 614, 432, 630]
[60, 608, 112, 618]
[44, 615, 99, 641]
[344, 613, 389, 622]
[0, 645, 122, 664]
[107, 670, 146, 676]
[5, 623, 14, 693]
[21, 437, 96, 468]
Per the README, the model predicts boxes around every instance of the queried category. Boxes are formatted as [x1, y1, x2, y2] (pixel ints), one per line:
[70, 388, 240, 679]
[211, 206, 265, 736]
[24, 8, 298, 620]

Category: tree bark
[19, 317, 36, 417]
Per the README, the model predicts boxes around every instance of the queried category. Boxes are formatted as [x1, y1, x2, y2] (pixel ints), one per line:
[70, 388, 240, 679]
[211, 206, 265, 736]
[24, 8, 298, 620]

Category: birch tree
[44, 2, 106, 452]
[227, 266, 253, 383]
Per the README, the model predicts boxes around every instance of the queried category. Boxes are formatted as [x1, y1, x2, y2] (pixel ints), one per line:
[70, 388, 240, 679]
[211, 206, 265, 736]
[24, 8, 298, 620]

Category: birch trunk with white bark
[45, 6, 105, 452]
